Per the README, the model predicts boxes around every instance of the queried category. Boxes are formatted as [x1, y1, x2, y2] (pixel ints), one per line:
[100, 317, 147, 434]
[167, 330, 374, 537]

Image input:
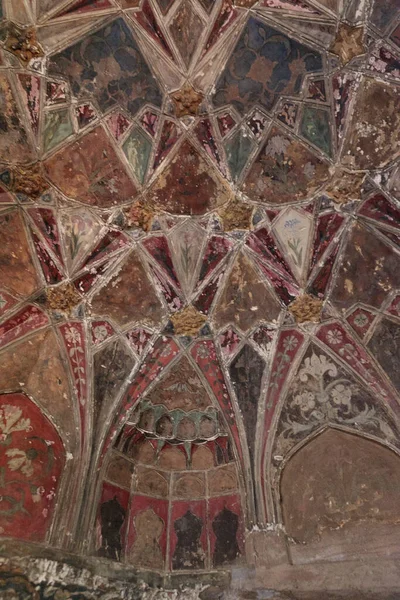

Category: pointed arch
[279, 427, 400, 561]
[263, 338, 400, 523]
[90, 345, 246, 572]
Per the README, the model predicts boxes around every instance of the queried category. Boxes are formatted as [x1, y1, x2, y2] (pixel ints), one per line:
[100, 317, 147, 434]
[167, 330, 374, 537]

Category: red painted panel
[0, 392, 65, 542]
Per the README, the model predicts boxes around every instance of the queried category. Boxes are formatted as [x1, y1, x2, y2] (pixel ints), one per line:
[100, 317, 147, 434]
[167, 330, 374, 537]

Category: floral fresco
[0, 0, 400, 595]
[0, 393, 65, 542]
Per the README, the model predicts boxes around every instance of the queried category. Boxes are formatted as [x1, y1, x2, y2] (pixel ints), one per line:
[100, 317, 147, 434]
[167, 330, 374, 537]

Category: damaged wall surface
[0, 0, 400, 597]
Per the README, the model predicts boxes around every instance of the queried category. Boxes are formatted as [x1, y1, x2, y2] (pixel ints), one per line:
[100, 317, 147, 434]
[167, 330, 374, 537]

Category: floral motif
[282, 335, 299, 352]
[6, 448, 35, 477]
[0, 393, 64, 540]
[347, 309, 374, 338]
[67, 212, 99, 262]
[299, 352, 337, 382]
[331, 383, 352, 406]
[326, 328, 343, 345]
[159, 345, 174, 359]
[64, 327, 81, 345]
[318, 322, 400, 412]
[353, 313, 369, 327]
[277, 352, 398, 454]
[93, 325, 109, 344]
[195, 345, 209, 359]
[60, 323, 87, 408]
[0, 405, 31, 444]
[292, 390, 316, 411]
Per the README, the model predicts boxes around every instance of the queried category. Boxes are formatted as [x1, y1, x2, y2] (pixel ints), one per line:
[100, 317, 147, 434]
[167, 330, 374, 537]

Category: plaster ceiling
[0, 0, 400, 588]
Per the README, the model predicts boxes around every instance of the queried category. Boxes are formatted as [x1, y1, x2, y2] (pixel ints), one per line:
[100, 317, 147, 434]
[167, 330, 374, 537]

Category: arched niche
[0, 392, 65, 542]
[280, 428, 400, 561]
[91, 353, 246, 573]
[94, 428, 244, 572]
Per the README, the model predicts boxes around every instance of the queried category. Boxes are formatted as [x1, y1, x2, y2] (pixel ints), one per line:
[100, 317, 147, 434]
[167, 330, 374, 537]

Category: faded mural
[0, 0, 400, 595]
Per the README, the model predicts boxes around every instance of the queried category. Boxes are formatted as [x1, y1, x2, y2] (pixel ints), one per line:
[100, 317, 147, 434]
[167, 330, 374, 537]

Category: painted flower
[330, 384, 352, 407]
[6, 447, 38, 477]
[292, 391, 316, 411]
[282, 335, 298, 352]
[353, 313, 369, 328]
[64, 327, 81, 345]
[160, 345, 173, 358]
[93, 325, 109, 343]
[0, 405, 31, 442]
[265, 134, 290, 157]
[195, 345, 209, 359]
[300, 353, 337, 381]
[326, 329, 343, 345]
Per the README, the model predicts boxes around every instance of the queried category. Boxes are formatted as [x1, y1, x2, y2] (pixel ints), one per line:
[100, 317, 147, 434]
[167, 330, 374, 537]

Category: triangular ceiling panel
[55, 0, 114, 17]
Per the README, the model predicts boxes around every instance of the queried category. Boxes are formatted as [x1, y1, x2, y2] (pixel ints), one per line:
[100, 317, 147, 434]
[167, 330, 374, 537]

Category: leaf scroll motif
[278, 353, 398, 451]
[64, 326, 86, 405]
[287, 238, 303, 268]
[269, 334, 299, 397]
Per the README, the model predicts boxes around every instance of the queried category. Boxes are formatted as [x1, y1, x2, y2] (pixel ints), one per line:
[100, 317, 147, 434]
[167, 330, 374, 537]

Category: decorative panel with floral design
[0, 393, 65, 542]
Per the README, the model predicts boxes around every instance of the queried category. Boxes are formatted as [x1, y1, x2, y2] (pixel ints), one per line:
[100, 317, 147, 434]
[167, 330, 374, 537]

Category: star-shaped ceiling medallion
[330, 23, 365, 66]
[171, 83, 204, 118]
[5, 25, 44, 65]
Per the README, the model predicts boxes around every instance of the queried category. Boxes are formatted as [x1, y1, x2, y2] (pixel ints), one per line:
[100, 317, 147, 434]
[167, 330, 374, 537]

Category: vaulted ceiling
[1, 0, 400, 597]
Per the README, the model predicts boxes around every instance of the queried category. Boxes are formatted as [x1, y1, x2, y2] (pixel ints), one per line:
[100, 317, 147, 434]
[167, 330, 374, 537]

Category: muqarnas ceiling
[1, 0, 400, 586]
